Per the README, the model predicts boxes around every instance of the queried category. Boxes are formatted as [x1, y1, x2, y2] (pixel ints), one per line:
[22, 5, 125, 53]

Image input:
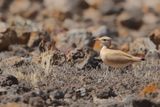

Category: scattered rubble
[0, 0, 159, 106]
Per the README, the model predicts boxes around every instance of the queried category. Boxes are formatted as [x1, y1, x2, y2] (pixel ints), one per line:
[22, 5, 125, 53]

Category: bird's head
[95, 36, 112, 47]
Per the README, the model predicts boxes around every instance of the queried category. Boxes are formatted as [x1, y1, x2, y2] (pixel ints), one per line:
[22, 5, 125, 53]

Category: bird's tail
[141, 57, 145, 61]
[132, 56, 145, 62]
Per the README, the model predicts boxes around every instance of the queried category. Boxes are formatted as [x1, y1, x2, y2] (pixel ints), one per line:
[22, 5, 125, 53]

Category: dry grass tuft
[0, 57, 159, 98]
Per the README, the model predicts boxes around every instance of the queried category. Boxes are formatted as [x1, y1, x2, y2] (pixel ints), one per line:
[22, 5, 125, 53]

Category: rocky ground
[0, 0, 160, 107]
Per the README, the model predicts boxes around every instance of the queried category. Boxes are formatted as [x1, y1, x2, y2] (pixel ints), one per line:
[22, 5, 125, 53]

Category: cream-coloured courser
[96, 36, 145, 68]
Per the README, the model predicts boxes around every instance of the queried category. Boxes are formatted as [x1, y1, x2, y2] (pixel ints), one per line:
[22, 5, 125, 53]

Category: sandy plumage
[97, 36, 144, 68]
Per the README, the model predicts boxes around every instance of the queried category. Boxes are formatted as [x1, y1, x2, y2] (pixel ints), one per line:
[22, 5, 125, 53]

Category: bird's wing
[105, 49, 140, 63]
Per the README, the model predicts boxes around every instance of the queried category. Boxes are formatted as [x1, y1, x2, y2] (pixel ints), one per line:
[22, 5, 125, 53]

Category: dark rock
[0, 28, 18, 51]
[67, 47, 101, 70]
[6, 85, 21, 95]
[17, 81, 31, 93]
[124, 96, 159, 107]
[22, 93, 32, 103]
[132, 99, 157, 107]
[92, 26, 106, 37]
[98, 0, 124, 15]
[97, 87, 117, 99]
[121, 17, 143, 30]
[113, 0, 126, 4]
[0, 74, 18, 87]
[40, 49, 66, 71]
[56, 29, 94, 51]
[0, 0, 14, 11]
[0, 88, 7, 96]
[49, 90, 64, 99]
[93, 26, 118, 38]
[29, 97, 45, 107]
[44, 0, 88, 14]
[8, 45, 29, 57]
[100, 101, 124, 107]
[52, 99, 67, 106]
[6, 84, 30, 95]
[0, 95, 21, 104]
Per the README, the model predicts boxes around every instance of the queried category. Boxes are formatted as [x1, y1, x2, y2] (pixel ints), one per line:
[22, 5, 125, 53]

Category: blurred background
[0, 0, 160, 54]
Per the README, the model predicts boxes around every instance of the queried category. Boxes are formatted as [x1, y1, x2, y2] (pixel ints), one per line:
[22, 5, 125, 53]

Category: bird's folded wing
[105, 50, 136, 63]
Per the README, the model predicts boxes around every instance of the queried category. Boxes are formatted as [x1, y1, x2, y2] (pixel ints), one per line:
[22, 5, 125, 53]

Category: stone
[0, 87, 7, 95]
[55, 29, 94, 51]
[0, 74, 18, 87]
[49, 90, 64, 100]
[96, 87, 117, 99]
[40, 49, 66, 71]
[76, 87, 87, 97]
[149, 28, 160, 50]
[67, 47, 101, 70]
[29, 97, 45, 107]
[98, 0, 124, 15]
[44, 0, 88, 14]
[0, 22, 8, 33]
[129, 38, 159, 58]
[0, 28, 18, 51]
[117, 12, 143, 30]
[123, 95, 159, 107]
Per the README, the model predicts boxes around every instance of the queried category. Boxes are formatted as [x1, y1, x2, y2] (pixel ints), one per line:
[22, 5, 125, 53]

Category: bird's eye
[103, 39, 107, 41]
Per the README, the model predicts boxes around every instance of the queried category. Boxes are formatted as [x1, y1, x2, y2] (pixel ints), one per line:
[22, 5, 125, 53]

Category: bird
[95, 36, 145, 68]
